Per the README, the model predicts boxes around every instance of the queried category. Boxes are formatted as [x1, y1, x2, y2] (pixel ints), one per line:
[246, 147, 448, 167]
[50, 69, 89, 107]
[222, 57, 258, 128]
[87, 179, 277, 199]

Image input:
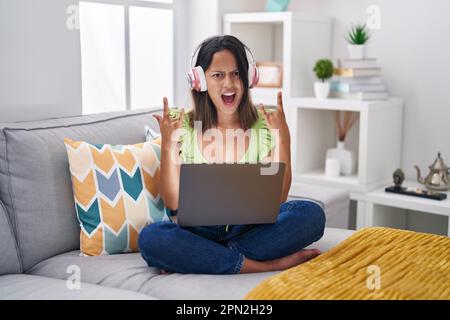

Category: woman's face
[205, 49, 244, 118]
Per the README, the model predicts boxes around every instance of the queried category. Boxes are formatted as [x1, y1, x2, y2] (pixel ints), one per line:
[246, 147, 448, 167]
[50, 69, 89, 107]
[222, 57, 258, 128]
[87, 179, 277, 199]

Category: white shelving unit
[286, 97, 404, 194]
[222, 12, 442, 236]
[223, 12, 332, 106]
[352, 180, 450, 236]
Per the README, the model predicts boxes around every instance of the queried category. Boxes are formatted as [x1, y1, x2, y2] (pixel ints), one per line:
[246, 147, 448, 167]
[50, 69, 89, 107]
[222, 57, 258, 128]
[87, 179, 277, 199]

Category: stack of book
[330, 58, 388, 101]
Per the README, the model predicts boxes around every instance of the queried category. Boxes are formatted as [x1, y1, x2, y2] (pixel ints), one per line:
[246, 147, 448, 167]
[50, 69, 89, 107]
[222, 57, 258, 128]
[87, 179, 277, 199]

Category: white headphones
[187, 36, 259, 92]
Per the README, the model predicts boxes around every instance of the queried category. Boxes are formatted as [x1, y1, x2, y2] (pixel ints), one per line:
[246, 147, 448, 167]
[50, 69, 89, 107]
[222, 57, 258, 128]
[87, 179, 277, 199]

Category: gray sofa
[0, 108, 354, 300]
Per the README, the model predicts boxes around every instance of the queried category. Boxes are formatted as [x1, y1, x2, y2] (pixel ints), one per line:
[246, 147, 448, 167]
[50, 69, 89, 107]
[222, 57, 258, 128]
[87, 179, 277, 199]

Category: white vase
[325, 157, 341, 178]
[347, 44, 366, 59]
[314, 82, 330, 99]
[326, 141, 356, 176]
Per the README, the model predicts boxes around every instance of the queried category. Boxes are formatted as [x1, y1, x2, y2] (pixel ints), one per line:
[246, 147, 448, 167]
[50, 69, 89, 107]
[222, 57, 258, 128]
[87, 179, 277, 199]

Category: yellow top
[168, 108, 276, 164]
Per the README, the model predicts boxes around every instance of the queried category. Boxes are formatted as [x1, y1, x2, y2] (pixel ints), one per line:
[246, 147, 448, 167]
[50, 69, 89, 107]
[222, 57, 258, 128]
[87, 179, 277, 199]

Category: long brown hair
[187, 35, 258, 132]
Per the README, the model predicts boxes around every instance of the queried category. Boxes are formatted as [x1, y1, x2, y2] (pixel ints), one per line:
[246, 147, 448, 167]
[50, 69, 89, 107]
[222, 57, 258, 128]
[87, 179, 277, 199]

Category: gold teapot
[415, 152, 450, 191]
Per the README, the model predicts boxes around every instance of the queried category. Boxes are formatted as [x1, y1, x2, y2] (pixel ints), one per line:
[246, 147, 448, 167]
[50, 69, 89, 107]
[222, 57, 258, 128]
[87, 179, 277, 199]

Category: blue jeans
[138, 200, 326, 274]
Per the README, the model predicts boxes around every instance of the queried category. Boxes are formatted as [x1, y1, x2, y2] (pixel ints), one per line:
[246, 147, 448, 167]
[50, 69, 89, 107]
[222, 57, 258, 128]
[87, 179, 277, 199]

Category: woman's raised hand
[258, 91, 290, 143]
[152, 97, 185, 149]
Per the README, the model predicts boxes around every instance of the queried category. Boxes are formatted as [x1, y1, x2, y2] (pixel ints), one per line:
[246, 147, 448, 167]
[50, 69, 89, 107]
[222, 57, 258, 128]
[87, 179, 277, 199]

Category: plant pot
[348, 44, 366, 59]
[326, 140, 356, 176]
[314, 82, 330, 99]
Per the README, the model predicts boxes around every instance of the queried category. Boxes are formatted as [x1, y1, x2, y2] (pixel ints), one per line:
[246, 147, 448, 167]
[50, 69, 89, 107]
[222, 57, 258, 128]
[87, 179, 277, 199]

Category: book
[330, 82, 386, 93]
[338, 58, 377, 69]
[333, 76, 383, 85]
[334, 68, 382, 77]
[330, 91, 389, 101]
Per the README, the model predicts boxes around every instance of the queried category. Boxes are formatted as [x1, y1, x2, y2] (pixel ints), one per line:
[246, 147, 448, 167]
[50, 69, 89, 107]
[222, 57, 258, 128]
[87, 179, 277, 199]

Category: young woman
[138, 35, 325, 274]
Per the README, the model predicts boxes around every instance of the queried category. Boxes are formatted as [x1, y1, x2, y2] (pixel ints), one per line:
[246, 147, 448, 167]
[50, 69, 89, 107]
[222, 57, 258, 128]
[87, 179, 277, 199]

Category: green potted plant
[313, 59, 334, 99]
[345, 22, 371, 59]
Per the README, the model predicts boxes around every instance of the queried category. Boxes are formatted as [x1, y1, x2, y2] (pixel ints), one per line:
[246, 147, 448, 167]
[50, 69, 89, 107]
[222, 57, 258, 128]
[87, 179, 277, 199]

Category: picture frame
[255, 62, 283, 88]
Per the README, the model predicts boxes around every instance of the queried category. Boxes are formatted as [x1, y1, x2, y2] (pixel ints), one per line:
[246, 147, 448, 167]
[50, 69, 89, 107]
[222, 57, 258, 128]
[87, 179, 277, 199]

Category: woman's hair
[188, 35, 259, 132]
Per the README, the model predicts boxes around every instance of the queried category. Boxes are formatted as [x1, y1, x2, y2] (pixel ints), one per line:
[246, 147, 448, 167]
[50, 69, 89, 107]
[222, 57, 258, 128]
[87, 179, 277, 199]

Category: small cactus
[346, 23, 371, 45]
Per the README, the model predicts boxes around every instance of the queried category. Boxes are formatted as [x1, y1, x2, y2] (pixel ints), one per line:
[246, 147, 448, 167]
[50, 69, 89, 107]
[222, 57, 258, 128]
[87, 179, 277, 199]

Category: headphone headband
[190, 37, 257, 69]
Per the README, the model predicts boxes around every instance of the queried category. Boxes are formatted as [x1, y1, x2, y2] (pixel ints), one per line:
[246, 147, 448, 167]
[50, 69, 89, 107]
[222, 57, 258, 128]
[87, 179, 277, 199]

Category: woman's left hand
[259, 91, 291, 143]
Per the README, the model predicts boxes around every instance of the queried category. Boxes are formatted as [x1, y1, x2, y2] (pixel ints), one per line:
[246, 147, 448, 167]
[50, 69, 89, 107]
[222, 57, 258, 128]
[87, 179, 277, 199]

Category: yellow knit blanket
[246, 227, 450, 300]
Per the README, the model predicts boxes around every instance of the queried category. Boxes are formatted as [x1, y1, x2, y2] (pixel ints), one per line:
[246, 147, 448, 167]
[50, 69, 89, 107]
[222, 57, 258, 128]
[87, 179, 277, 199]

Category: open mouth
[221, 92, 236, 106]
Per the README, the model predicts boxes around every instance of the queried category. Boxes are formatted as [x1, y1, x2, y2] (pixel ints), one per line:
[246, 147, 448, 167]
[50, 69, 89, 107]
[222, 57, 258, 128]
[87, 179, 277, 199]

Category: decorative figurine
[415, 152, 450, 191]
[386, 166, 447, 201]
[393, 168, 405, 188]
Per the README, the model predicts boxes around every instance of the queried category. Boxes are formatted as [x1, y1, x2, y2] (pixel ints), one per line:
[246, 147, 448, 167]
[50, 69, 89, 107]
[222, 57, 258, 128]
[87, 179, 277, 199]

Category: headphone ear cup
[248, 63, 259, 88]
[187, 66, 207, 92]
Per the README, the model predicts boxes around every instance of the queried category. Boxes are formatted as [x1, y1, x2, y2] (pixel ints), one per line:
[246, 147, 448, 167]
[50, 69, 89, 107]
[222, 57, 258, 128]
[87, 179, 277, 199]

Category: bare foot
[160, 269, 171, 275]
[270, 249, 321, 271]
[240, 249, 321, 273]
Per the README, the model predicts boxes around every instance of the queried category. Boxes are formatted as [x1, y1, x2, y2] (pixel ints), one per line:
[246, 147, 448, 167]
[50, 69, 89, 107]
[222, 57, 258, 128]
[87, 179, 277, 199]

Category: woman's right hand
[152, 97, 185, 150]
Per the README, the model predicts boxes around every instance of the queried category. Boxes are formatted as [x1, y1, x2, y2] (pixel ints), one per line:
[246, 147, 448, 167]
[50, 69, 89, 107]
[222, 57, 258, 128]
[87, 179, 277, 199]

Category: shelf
[289, 97, 404, 194]
[286, 97, 404, 112]
[224, 12, 331, 24]
[250, 87, 280, 106]
[294, 170, 359, 189]
[351, 180, 450, 217]
[293, 170, 388, 193]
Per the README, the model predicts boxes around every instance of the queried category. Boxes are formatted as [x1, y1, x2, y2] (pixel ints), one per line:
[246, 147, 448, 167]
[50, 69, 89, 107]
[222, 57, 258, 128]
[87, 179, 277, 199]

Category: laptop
[177, 163, 286, 227]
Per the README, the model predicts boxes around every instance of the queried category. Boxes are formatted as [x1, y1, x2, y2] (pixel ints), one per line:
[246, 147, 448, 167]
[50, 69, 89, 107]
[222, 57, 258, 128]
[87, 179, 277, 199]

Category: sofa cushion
[0, 108, 162, 271]
[0, 274, 155, 300]
[0, 200, 22, 274]
[64, 137, 169, 256]
[27, 227, 355, 299]
[26, 249, 277, 300]
[26, 251, 160, 290]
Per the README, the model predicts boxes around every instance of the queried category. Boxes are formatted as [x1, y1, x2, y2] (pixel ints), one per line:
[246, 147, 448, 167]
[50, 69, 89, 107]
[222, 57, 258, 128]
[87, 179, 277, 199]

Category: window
[79, 0, 174, 115]
[129, 6, 173, 109]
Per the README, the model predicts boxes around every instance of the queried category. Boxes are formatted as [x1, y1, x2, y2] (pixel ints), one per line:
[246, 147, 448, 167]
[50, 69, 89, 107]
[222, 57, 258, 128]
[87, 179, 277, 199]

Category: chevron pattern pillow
[64, 137, 169, 256]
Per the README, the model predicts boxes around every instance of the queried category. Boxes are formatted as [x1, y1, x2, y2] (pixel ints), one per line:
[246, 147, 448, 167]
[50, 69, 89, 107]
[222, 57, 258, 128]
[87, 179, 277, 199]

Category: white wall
[287, 0, 450, 179]
[173, 0, 189, 108]
[188, 0, 219, 54]
[218, 0, 266, 16]
[0, 0, 82, 122]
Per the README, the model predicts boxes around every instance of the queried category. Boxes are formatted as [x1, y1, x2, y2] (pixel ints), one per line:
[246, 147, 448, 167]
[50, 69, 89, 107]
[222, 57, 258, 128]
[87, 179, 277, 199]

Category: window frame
[79, 0, 180, 112]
